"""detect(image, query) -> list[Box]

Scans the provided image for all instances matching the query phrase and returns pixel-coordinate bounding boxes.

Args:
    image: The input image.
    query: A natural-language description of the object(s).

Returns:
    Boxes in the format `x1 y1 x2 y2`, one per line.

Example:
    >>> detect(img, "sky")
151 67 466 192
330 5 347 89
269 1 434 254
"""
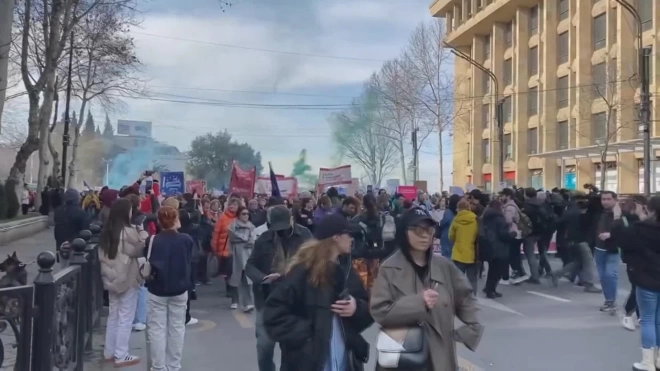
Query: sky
6 0 455 191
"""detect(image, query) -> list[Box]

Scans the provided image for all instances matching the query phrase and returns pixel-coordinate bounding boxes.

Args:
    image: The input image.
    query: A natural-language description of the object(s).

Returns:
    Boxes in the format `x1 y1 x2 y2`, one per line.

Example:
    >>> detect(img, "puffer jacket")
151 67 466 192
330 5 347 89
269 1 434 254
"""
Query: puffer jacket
449 209 478 264
212 210 236 257
99 226 148 294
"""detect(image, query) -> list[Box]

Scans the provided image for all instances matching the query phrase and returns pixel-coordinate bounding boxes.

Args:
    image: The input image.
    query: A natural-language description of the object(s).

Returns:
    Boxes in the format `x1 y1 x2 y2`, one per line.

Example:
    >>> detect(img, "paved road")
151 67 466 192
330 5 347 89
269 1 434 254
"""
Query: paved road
0 232 642 370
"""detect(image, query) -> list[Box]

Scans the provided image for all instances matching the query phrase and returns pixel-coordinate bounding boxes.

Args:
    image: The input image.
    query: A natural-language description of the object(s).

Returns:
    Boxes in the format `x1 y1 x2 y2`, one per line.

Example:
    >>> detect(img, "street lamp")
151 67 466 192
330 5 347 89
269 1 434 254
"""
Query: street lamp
444 42 505 185
61 31 74 188
102 158 112 187
615 0 652 195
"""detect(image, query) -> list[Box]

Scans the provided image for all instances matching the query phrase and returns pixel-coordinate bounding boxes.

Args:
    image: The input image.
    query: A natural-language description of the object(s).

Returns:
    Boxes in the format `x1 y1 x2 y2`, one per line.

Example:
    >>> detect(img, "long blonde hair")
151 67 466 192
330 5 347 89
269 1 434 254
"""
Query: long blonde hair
286 238 339 288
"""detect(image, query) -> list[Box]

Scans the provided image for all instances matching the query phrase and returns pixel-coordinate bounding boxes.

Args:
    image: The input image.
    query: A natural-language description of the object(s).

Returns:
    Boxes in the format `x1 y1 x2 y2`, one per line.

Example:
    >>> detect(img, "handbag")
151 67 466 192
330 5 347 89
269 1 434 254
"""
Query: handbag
376 325 428 369
139 235 155 280
207 254 220 278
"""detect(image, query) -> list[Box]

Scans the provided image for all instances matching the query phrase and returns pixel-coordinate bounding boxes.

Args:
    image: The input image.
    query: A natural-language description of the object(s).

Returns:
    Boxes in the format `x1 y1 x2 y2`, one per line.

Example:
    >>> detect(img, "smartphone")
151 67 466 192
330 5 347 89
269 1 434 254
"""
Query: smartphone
337 288 350 301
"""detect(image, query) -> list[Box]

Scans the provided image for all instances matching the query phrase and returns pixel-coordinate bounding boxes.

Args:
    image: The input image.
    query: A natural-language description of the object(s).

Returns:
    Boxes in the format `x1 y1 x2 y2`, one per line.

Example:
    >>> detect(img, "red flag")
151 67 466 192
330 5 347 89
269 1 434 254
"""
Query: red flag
229 161 256 197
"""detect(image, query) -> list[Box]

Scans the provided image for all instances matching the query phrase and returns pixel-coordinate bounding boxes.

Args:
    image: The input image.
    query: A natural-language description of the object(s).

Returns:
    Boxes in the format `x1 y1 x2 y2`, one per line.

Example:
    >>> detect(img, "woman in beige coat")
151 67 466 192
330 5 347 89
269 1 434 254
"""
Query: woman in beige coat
99 198 148 368
370 207 484 371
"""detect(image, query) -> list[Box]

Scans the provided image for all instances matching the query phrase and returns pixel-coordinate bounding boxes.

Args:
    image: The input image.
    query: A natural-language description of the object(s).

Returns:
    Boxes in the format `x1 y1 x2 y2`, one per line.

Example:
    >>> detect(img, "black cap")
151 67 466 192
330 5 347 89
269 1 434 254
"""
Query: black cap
314 213 351 240
499 188 515 197
400 207 436 229
267 196 284 207
268 206 291 231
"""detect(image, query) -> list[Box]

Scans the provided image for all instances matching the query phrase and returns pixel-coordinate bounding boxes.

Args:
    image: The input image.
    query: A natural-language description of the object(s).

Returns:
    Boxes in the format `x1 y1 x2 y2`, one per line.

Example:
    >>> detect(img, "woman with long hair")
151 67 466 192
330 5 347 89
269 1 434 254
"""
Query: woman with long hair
228 206 256 312
480 199 515 298
99 198 148 367
263 213 373 371
370 207 483 371
145 206 195 371
352 193 392 290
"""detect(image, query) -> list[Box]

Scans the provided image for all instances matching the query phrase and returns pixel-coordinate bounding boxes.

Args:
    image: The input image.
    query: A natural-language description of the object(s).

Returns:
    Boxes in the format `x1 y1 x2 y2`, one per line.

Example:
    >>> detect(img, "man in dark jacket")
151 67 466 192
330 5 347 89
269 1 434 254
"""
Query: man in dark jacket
520 188 546 284
594 190 620 313
245 205 312 371
54 189 90 262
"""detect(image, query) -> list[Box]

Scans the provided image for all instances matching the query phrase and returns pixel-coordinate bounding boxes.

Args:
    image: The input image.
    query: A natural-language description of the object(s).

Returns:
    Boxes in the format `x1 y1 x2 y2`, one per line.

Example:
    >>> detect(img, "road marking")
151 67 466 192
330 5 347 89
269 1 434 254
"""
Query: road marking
232 311 255 329
187 319 217 333
458 356 483 371
527 291 571 303
477 298 523 316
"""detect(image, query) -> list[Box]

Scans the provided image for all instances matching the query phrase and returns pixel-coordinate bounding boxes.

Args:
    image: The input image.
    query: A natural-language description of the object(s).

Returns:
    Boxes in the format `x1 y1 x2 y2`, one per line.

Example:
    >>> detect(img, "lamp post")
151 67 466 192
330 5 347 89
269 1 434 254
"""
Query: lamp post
444 42 505 186
61 31 74 187
615 0 652 195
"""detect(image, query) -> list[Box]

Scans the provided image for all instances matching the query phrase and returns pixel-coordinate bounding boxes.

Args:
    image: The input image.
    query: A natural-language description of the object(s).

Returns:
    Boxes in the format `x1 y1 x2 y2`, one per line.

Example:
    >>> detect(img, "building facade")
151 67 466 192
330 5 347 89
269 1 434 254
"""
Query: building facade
431 0 660 193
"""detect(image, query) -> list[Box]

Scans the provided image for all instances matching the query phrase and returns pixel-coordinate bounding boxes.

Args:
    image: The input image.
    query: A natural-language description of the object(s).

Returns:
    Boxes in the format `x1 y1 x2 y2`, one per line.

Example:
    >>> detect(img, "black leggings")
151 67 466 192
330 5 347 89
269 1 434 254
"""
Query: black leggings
485 258 507 293
625 269 638 317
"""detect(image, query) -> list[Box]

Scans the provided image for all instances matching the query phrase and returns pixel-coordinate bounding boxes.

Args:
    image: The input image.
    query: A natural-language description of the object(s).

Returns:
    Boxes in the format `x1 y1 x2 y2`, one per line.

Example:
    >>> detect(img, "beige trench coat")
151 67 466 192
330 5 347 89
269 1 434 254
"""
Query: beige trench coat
370 250 484 371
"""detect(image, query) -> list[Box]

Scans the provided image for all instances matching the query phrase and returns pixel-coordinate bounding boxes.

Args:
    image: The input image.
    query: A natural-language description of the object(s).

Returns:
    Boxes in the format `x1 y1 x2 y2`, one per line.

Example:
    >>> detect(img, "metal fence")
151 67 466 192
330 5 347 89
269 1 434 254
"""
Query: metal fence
0 223 104 371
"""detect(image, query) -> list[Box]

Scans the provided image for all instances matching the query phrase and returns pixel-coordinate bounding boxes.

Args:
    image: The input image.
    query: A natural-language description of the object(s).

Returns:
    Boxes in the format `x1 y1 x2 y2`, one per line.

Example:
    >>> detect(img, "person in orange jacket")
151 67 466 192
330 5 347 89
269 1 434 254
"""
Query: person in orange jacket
212 197 240 273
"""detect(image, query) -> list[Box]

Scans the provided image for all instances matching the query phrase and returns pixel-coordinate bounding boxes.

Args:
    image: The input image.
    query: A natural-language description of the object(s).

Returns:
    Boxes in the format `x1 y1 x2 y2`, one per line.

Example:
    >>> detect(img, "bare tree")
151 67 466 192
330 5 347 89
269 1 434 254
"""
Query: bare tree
0 120 28 150
0 0 15 126
331 84 398 186
64 2 143 188
404 19 464 191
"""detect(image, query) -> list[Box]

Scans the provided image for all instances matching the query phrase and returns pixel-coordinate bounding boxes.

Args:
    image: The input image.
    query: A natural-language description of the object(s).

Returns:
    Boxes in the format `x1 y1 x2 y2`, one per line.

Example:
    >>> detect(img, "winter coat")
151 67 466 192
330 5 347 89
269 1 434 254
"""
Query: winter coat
250 209 267 227
212 210 236 257
228 219 256 287
370 250 483 371
612 217 660 292
313 207 333 224
263 258 373 371
502 199 521 239
54 192 90 250
479 208 514 261
438 210 456 254
448 210 478 264
99 226 148 294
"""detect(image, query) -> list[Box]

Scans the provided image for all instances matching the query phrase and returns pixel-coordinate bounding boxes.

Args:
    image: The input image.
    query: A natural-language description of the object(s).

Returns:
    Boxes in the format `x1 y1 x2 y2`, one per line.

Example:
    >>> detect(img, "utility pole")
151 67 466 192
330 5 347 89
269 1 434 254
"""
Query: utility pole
411 125 419 182
61 32 74 187
444 42 504 185
616 0 651 195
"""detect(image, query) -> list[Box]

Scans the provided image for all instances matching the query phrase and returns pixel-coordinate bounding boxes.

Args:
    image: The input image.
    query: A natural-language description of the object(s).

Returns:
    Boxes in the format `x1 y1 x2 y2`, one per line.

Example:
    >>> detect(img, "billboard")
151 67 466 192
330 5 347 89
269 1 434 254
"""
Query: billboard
116 120 152 138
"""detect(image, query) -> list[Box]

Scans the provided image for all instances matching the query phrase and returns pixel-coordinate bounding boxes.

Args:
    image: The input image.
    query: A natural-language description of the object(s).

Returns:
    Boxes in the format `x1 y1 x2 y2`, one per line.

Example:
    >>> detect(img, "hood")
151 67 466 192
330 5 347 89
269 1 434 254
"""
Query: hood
525 197 543 207
537 192 547 202
101 189 119 207
454 210 477 225
481 207 502 222
64 189 80 205
549 193 563 204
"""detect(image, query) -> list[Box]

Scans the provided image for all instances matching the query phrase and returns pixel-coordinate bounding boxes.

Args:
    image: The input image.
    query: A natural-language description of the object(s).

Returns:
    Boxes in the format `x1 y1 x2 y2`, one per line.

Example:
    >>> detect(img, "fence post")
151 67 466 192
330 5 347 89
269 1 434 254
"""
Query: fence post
31 251 57 371
70 238 88 370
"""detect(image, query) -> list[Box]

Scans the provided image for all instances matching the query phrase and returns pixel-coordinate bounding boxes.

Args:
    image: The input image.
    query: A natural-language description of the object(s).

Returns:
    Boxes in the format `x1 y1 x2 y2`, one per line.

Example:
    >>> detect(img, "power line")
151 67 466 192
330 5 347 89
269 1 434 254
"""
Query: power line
131 31 386 62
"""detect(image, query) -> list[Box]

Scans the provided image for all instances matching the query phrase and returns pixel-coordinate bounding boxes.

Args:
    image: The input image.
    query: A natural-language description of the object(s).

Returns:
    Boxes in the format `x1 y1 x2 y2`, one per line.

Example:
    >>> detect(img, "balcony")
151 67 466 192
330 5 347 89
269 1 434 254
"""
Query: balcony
430 0 539 47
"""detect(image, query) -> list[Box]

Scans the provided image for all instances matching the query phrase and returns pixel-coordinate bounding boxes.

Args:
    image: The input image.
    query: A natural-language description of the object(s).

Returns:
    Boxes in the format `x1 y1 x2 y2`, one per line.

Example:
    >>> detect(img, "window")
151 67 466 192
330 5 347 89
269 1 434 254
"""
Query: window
503 95 513 122
592 63 606 97
484 35 491 59
529 47 538 75
593 14 606 50
558 32 569 64
529 87 538 115
482 104 490 128
595 162 618 193
558 120 569 149
528 128 538 154
592 112 607 144
483 139 491 163
484 180 492 192
505 22 513 47
559 0 569 21
530 169 543 189
504 134 513 159
557 76 569 108
483 70 491 92
530 6 539 35
640 0 652 31
504 59 512 85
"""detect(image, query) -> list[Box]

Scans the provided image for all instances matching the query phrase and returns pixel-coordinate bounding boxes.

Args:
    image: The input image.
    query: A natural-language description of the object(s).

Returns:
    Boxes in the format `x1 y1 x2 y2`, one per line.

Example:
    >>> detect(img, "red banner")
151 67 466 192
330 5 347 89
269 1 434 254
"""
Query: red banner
229 161 256 197
397 185 418 201
186 180 207 194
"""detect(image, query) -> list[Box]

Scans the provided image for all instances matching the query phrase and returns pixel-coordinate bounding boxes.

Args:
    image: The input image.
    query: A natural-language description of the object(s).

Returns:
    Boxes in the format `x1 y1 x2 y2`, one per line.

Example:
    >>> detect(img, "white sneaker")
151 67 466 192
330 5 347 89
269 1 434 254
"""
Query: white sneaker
186 317 199 326
230 303 238 310
622 316 637 331
114 355 140 368
499 279 510 286
132 323 146 332
243 305 255 313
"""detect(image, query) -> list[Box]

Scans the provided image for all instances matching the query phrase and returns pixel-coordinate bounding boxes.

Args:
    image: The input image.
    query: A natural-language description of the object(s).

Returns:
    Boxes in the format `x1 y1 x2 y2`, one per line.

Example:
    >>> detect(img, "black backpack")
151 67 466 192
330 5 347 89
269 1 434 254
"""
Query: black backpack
525 202 556 234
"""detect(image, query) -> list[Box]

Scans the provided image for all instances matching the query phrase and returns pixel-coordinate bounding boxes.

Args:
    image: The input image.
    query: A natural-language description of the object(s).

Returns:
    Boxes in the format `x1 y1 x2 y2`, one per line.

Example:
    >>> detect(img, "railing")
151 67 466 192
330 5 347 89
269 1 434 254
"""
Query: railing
0 222 105 371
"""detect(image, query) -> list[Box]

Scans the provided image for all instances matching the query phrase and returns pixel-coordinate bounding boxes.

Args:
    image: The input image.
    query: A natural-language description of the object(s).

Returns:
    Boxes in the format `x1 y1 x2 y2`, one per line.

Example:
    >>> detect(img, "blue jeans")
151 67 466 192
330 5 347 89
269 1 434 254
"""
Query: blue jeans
636 287 660 349
134 286 148 324
594 250 619 302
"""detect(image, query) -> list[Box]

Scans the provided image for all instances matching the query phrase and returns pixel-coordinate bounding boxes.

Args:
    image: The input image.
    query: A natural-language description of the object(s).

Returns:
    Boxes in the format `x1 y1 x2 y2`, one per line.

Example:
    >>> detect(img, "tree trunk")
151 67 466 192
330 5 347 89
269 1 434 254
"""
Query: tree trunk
35 116 50 209
0 0 14 127
599 152 607 192
398 140 407 185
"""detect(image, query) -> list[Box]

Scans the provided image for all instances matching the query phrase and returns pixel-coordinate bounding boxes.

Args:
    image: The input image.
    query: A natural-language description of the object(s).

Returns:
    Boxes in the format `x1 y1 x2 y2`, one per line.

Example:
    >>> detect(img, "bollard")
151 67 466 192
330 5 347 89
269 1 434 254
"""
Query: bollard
31 251 57 370
70 238 89 369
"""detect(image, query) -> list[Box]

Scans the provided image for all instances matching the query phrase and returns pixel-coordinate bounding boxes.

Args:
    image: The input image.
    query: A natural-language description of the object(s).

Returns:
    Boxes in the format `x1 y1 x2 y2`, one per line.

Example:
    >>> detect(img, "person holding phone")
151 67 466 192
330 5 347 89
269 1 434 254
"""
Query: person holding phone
263 213 372 371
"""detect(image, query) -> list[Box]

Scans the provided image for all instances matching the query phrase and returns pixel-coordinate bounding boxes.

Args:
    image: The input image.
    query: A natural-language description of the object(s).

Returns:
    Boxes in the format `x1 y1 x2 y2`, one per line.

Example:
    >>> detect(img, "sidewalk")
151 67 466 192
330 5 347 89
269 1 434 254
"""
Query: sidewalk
0 228 57 280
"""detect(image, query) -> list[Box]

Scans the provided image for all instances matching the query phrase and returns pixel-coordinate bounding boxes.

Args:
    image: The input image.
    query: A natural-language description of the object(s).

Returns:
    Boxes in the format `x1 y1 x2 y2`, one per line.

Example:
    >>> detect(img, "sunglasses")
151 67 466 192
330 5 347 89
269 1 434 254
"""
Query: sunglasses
407 224 435 237
240 212 249 216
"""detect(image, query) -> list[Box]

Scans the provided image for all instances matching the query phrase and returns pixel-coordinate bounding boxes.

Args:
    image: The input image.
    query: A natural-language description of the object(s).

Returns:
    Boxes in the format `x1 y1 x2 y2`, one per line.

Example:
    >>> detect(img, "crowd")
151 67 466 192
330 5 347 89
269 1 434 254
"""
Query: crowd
47 172 660 371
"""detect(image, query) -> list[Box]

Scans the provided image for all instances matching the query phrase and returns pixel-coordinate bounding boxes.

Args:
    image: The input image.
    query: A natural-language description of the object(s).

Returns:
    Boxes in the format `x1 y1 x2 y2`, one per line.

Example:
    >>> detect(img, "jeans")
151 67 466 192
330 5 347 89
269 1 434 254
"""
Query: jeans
453 261 478 294
255 309 277 371
636 287 660 349
147 292 188 371
522 236 541 280
553 242 597 286
485 258 506 293
594 249 619 302
133 286 147 325
104 287 139 359
507 239 523 277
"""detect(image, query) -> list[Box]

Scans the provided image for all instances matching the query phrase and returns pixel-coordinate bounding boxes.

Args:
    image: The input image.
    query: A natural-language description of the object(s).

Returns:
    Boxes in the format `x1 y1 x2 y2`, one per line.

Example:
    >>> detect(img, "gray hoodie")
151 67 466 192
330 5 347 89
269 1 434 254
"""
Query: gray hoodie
503 199 521 239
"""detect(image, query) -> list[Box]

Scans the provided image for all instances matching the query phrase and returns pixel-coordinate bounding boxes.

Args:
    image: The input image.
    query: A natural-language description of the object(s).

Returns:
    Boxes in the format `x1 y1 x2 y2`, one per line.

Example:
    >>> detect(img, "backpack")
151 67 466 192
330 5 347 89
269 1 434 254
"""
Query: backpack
381 213 396 242
525 202 555 234
518 211 533 238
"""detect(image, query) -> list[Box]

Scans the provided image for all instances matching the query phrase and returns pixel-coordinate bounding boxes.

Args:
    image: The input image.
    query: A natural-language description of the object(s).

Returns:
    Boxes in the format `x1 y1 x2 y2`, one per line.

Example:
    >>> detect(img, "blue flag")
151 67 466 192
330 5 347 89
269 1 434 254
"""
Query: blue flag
269 162 281 198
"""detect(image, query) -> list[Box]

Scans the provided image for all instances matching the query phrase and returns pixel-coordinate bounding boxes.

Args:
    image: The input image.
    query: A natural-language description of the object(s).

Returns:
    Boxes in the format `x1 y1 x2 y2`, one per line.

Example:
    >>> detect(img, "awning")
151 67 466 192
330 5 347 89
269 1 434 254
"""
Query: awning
533 138 660 160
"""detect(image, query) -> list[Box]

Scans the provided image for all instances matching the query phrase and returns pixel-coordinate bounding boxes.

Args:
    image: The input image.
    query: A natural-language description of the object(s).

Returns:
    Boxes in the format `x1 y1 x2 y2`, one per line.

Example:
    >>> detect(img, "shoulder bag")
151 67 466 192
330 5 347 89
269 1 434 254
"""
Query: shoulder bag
139 235 155 281
376 325 428 368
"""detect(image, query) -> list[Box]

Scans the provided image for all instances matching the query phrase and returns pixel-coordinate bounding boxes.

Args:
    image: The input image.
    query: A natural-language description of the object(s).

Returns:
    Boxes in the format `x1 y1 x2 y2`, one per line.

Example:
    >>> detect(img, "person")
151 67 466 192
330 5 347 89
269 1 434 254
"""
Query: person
99 198 148 367
249 199 267 227
480 199 515 298
535 192 557 277
54 189 90 261
438 195 460 258
178 210 201 326
212 197 239 303
295 197 315 232
500 188 526 284
612 196 660 371
228 206 256 311
145 206 195 371
21 183 30 215
337 196 360 220
313 195 334 224
100 189 119 225
594 191 621 313
245 205 312 371
263 213 373 371
449 200 479 294
370 207 483 371
519 188 548 285
125 194 149 332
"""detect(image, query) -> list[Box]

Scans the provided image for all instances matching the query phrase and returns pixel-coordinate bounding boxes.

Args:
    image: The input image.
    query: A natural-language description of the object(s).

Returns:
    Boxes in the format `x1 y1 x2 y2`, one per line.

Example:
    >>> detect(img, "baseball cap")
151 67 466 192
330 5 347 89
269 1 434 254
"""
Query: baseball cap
400 207 436 228
313 213 351 240
268 206 292 231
